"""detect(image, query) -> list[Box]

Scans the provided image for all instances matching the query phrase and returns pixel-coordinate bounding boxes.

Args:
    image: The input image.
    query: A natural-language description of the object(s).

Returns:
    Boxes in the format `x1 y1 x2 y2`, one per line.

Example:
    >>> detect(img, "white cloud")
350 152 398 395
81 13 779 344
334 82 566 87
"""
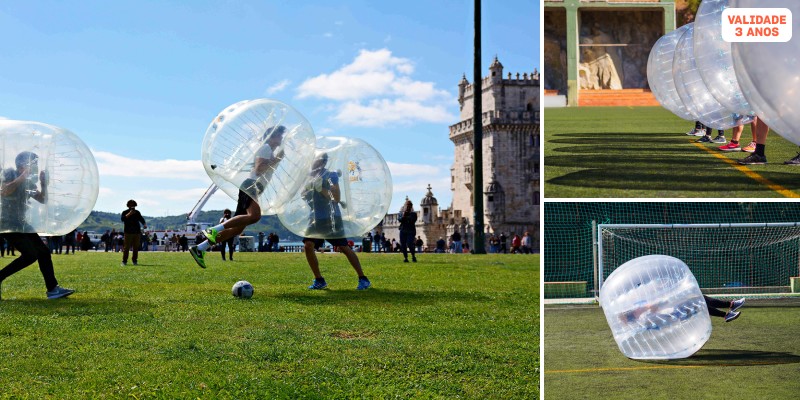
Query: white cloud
93 151 205 181
323 32 333 38
265 79 291 96
297 48 456 127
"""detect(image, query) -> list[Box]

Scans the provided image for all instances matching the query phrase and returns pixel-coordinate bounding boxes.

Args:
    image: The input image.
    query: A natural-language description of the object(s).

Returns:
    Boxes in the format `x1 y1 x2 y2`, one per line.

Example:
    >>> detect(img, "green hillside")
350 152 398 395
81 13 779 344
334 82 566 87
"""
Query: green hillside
79 210 301 240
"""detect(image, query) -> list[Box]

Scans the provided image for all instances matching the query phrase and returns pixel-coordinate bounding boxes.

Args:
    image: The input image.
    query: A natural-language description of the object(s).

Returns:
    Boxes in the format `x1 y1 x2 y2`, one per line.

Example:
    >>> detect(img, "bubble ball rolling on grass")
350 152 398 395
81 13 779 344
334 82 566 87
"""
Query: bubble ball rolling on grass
201 98 316 215
277 136 393 239
599 255 712 360
0 120 99 235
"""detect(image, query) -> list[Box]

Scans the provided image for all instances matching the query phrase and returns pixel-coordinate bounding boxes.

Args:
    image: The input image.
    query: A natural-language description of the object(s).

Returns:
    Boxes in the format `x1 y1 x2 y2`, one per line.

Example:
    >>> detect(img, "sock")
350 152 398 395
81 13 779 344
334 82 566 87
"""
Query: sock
705 126 712 136
695 121 703 130
359 275 368 280
197 241 211 251
731 140 739 145
755 144 766 156
211 223 225 232
316 277 326 282
718 130 724 136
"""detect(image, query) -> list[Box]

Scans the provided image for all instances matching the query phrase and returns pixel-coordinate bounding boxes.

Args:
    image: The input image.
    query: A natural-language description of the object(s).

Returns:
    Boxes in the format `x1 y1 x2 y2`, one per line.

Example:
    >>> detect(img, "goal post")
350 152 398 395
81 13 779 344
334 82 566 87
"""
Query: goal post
597 222 800 298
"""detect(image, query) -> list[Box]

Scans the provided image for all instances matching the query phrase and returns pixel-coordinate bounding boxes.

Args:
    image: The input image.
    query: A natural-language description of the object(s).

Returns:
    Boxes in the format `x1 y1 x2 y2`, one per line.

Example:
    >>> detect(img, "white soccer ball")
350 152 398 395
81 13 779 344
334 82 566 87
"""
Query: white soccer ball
232 280 254 299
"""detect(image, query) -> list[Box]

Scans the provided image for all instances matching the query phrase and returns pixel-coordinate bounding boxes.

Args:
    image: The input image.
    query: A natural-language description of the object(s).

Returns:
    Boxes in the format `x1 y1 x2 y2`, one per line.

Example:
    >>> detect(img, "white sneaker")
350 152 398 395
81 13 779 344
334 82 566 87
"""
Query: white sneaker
46 285 75 299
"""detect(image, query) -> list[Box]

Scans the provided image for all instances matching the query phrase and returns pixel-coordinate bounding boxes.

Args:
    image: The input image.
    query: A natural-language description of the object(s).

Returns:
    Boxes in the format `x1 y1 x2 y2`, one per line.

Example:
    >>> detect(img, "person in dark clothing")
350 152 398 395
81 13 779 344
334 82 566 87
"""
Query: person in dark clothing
705 295 745 322
0 151 74 300
63 229 76 254
450 231 462 254
499 233 508 254
435 237 446 253
218 209 235 261
398 200 418 263
121 199 147 265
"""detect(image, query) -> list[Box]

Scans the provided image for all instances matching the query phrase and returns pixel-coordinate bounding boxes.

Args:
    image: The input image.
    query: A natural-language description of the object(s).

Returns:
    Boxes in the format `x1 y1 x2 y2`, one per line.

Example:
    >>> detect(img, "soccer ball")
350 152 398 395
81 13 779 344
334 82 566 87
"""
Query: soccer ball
232 280 254 299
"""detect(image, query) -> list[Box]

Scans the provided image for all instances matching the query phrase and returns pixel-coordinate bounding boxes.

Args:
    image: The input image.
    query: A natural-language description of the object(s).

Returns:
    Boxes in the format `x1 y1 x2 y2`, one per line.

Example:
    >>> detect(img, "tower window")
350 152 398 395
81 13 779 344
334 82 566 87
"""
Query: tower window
488 195 494 202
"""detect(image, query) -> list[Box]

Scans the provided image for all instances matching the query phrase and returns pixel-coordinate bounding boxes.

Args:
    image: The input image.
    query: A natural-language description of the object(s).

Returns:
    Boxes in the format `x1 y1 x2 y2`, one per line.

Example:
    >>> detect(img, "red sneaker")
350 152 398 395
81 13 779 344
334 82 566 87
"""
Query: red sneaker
718 142 741 151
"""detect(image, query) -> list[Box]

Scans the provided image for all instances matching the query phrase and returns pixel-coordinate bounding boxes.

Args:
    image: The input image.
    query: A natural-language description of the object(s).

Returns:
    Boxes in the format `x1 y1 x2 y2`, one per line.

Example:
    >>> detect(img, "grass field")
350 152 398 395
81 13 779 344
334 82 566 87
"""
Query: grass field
544 106 800 198
544 302 800 400
0 251 538 398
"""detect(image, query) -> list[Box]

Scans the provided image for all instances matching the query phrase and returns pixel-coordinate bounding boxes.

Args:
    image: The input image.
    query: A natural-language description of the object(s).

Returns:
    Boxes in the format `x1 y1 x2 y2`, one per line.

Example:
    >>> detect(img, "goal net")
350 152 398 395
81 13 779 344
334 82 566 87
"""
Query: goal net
545 203 800 303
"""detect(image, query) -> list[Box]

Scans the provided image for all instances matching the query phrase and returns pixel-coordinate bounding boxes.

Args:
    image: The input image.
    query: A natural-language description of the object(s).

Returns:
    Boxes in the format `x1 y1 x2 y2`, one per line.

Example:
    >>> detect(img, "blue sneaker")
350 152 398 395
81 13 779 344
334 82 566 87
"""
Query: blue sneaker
308 279 328 290
46 285 75 299
730 298 745 312
725 310 740 322
357 277 371 290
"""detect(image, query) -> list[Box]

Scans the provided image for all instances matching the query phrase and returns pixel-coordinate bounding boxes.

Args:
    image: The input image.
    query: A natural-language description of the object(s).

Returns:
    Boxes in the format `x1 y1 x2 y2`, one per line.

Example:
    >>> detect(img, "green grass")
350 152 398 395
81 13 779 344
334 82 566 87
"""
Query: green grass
0 251 538 399
544 106 800 198
544 303 800 400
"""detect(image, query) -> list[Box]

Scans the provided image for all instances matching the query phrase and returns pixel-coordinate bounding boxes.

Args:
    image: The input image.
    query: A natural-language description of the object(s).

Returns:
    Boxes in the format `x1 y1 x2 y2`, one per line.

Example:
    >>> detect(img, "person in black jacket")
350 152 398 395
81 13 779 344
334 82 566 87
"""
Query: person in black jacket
121 199 147 266
398 200 418 263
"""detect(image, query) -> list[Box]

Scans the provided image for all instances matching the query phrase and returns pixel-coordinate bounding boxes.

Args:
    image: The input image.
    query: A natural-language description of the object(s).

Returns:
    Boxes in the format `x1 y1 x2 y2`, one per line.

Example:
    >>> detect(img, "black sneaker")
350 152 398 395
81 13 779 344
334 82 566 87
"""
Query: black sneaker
784 153 800 165
738 153 767 165
696 135 712 143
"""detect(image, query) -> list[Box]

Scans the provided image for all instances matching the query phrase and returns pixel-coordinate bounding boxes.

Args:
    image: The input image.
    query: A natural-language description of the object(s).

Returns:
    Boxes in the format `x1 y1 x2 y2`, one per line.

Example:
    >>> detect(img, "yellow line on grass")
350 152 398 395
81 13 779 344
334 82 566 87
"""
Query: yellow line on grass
692 141 800 198
547 361 785 374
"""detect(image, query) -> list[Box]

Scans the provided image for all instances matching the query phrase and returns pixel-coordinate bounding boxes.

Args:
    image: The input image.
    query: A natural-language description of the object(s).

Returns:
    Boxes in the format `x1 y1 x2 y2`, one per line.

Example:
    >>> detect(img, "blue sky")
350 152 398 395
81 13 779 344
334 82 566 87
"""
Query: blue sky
0 0 539 219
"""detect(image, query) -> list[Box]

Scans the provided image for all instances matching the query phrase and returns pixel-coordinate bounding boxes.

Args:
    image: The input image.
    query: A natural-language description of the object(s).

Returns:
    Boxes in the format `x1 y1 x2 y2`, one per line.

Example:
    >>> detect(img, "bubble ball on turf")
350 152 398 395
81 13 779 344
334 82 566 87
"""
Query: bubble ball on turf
599 255 711 360
647 24 696 121
732 0 800 145
673 24 753 130
232 280 254 299
278 136 392 239
693 0 754 116
0 120 99 236
201 99 316 215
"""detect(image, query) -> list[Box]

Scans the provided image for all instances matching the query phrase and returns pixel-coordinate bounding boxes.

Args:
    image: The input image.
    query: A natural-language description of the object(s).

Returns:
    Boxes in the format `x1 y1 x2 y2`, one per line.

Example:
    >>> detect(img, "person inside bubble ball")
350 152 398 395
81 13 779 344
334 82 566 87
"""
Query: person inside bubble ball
0 151 74 300
189 125 285 269
302 153 370 291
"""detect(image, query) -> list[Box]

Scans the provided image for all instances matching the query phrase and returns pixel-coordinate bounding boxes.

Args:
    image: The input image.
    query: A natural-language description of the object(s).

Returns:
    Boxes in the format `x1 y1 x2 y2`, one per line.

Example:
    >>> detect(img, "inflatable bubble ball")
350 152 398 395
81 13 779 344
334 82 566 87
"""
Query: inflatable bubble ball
278 136 392 239
599 255 712 360
732 0 800 145
201 99 316 215
693 0 754 116
647 24 696 121
673 24 753 130
0 120 99 236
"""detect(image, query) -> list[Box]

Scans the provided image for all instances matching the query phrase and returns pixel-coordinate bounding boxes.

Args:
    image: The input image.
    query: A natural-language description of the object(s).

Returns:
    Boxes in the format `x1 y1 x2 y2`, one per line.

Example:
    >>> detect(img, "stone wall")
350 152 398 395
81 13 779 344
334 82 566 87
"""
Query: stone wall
579 10 662 89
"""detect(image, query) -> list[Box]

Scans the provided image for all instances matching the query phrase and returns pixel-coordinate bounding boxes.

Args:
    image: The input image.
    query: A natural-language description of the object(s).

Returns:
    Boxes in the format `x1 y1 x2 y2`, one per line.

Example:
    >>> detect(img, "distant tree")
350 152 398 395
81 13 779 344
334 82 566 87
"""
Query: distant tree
677 0 702 26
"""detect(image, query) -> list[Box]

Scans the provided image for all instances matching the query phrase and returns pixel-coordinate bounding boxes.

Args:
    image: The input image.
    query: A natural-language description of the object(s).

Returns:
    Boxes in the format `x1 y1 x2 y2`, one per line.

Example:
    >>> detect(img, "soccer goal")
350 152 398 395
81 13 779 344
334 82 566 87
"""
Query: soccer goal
597 222 800 299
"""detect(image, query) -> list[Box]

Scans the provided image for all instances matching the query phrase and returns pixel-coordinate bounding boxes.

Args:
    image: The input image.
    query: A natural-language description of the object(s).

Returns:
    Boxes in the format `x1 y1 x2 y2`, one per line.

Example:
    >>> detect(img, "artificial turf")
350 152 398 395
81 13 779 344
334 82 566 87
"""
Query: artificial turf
544 302 800 400
544 106 800 198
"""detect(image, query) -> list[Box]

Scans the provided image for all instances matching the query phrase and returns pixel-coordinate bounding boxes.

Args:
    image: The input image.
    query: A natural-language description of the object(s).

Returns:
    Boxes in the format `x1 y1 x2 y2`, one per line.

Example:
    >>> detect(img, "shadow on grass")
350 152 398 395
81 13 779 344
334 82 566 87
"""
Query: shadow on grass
275 288 492 306
0 297 152 316
646 349 800 367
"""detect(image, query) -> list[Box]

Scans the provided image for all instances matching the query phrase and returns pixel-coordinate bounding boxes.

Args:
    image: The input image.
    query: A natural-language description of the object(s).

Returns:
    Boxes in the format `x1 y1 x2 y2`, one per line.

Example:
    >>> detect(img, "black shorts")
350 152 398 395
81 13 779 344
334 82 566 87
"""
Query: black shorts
235 178 264 216
303 237 348 250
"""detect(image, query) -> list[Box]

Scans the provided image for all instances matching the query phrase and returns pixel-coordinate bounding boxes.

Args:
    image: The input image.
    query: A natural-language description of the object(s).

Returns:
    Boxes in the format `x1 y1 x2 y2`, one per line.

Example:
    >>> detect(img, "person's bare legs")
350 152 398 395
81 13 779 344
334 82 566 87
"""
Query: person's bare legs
215 202 260 242
304 240 323 279
336 245 365 276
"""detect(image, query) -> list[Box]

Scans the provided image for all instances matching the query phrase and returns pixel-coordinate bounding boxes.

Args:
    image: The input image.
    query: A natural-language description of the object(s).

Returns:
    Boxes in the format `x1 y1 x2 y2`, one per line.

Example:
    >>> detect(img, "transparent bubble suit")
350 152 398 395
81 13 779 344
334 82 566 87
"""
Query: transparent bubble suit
731 0 800 145
647 24 696 121
0 120 99 235
693 0 754 116
599 255 712 360
201 99 316 215
278 136 392 239
674 25 753 130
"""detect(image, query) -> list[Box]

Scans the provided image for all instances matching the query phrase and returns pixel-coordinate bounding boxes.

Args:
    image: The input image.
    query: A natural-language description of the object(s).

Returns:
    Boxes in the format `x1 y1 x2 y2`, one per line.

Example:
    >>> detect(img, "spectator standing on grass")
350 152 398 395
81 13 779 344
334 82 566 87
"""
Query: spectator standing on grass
63 229 75 255
80 231 92 251
521 231 533 254
120 199 147 266
499 233 508 254
218 209 235 261
415 236 424 253
435 237 446 253
511 234 522 254
451 231 462 254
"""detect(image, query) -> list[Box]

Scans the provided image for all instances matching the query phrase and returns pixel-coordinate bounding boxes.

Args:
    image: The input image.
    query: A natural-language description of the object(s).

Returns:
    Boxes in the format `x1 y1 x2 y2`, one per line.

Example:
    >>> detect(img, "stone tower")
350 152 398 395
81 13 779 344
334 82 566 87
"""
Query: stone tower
449 56 540 244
